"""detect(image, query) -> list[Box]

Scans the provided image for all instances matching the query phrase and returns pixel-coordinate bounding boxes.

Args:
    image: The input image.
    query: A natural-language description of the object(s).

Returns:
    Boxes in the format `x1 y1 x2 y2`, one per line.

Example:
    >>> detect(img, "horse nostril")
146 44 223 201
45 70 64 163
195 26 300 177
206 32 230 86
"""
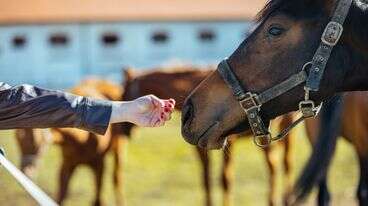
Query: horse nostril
182 99 194 127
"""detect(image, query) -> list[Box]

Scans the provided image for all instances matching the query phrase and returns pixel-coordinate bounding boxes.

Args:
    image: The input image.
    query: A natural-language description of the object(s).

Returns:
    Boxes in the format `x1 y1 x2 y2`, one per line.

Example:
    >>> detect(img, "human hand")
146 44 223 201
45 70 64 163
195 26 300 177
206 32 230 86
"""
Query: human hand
110 95 175 127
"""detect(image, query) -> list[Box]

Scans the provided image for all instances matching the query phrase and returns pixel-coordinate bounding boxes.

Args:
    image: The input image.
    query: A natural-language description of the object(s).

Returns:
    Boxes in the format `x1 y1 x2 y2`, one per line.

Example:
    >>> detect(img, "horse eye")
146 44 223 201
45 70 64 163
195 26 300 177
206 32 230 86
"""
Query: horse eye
268 26 285 36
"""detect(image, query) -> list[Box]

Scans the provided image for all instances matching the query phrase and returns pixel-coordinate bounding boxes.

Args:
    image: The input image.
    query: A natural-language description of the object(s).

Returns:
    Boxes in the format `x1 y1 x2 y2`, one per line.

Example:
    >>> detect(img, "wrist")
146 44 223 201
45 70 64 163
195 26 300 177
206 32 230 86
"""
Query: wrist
110 101 134 124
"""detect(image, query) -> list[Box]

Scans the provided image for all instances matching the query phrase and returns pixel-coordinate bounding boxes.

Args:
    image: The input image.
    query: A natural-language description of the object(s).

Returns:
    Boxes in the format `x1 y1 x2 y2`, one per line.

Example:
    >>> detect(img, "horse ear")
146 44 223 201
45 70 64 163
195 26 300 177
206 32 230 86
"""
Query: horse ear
122 67 134 83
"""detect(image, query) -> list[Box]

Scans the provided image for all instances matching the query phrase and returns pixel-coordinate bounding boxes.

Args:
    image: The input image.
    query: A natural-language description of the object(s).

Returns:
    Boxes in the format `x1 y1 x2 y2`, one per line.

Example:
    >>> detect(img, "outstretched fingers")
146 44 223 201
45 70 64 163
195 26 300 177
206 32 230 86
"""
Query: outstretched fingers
165 99 175 110
155 98 175 127
162 98 175 120
144 96 176 127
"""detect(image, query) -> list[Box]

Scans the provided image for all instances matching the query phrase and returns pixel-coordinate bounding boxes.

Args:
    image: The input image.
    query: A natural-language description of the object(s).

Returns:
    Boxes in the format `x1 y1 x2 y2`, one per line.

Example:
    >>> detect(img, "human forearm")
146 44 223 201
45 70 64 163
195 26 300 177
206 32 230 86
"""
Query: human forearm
0 82 175 133
110 101 131 123
0 83 111 134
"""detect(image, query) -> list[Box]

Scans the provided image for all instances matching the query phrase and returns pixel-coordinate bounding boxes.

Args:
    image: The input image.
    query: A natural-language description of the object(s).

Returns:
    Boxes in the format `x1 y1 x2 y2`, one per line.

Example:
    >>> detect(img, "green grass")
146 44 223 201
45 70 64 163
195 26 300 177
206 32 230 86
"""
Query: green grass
0 113 359 206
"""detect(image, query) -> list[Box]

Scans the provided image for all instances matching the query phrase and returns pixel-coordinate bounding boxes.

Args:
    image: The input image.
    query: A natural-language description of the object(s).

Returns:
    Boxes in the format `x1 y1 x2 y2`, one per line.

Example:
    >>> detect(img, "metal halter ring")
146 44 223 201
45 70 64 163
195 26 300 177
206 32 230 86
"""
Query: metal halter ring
253 133 272 148
299 100 316 118
302 61 313 71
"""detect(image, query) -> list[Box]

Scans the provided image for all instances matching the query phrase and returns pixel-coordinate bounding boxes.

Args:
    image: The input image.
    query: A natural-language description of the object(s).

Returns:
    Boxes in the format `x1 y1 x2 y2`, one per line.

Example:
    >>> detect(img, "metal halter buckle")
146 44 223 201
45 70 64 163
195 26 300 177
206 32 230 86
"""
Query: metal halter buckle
321 21 343 46
239 92 261 112
253 133 272 148
299 100 316 118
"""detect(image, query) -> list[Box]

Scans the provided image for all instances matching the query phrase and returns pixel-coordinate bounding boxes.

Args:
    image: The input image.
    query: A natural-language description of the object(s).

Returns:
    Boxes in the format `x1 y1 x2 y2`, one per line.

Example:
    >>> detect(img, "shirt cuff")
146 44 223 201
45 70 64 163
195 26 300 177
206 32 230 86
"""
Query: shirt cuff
79 97 112 135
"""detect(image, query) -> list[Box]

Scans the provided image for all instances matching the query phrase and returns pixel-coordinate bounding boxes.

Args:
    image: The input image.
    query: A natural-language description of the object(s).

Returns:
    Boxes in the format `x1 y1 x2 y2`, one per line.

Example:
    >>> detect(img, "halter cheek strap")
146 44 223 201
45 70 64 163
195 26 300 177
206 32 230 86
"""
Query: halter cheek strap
217 0 353 147
217 62 270 143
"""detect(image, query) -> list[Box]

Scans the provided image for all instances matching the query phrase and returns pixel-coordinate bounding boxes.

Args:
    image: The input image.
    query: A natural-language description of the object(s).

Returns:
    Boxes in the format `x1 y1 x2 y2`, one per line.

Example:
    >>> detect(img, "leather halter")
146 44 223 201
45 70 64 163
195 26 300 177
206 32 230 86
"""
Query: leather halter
217 0 352 147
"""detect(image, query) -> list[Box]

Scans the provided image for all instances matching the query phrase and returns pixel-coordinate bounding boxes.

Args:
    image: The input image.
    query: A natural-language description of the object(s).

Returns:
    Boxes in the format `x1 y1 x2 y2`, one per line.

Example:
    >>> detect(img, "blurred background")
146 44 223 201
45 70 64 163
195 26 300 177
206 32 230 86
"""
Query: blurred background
0 0 264 88
0 0 360 206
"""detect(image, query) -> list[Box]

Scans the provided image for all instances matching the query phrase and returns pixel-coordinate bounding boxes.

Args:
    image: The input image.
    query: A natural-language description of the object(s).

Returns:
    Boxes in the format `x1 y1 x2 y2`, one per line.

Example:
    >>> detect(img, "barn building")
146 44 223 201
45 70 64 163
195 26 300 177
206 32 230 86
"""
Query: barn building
0 0 265 88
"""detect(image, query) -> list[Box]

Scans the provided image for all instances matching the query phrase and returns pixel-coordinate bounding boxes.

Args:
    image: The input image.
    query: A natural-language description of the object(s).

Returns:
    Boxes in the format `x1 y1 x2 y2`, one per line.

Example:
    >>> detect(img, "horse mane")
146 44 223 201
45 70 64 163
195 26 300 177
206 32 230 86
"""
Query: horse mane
255 0 322 23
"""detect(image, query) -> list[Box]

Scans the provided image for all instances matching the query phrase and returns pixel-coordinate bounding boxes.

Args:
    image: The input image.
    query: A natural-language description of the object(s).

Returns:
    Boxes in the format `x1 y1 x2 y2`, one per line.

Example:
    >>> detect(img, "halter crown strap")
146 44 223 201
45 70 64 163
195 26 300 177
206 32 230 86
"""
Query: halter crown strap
258 71 307 104
305 0 353 91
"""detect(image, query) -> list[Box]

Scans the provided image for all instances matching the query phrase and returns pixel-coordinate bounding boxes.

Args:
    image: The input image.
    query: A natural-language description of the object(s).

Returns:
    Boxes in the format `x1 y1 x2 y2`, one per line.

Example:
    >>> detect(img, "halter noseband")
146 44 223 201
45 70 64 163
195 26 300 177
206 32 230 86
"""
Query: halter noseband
217 0 352 147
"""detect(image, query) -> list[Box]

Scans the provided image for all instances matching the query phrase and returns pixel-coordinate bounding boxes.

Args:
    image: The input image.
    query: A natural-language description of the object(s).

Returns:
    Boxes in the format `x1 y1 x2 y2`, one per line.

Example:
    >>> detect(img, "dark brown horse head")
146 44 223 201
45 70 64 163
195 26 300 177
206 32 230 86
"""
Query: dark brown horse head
182 0 368 149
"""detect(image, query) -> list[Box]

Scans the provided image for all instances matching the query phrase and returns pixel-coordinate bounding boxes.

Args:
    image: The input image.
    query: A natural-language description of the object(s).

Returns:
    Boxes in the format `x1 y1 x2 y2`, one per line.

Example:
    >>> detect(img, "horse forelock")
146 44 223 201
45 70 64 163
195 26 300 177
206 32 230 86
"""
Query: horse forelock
256 0 285 23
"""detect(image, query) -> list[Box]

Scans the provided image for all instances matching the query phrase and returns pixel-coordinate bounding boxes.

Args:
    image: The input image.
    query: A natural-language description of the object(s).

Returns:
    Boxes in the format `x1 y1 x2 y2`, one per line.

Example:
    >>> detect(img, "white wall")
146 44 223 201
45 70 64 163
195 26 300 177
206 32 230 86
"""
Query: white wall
0 21 251 88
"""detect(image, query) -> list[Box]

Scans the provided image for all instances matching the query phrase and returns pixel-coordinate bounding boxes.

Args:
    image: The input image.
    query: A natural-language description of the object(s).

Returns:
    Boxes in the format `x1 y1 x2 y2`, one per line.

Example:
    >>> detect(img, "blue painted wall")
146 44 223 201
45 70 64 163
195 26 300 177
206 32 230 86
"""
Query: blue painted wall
0 21 251 88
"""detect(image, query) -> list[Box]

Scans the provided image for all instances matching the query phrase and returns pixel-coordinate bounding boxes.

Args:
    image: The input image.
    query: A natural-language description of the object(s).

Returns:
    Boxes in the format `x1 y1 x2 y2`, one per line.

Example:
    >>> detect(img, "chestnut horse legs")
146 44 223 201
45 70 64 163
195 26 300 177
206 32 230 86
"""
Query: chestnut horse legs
92 158 105 206
264 146 277 206
195 139 235 206
281 115 294 206
112 137 126 206
57 157 106 206
196 114 294 206
264 138 293 206
196 147 212 206
222 137 235 206
265 114 294 206
56 136 125 206
57 160 77 205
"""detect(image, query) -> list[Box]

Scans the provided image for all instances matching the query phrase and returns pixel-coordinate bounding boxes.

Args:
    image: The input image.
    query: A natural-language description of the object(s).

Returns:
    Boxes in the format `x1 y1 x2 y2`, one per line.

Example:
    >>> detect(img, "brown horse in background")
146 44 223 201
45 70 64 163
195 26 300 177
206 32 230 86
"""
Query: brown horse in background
15 128 53 177
121 67 295 206
15 78 125 206
292 92 368 206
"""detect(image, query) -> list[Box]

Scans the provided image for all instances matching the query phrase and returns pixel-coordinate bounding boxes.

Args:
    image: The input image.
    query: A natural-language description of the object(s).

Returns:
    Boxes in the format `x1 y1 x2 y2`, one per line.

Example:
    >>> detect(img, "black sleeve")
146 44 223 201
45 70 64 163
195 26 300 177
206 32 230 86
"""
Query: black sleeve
0 82 112 135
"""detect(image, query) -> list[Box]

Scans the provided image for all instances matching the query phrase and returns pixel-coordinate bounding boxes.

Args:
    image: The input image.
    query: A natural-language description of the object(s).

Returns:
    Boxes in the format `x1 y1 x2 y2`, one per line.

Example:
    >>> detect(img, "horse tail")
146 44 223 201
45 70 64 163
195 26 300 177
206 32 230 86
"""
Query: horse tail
290 95 344 204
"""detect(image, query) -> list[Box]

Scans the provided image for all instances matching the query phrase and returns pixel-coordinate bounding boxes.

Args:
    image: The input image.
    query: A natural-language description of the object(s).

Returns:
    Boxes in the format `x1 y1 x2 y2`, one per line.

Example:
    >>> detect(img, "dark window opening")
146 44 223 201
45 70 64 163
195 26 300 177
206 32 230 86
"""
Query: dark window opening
151 31 169 44
12 35 27 48
198 30 216 42
101 33 120 46
49 33 69 46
